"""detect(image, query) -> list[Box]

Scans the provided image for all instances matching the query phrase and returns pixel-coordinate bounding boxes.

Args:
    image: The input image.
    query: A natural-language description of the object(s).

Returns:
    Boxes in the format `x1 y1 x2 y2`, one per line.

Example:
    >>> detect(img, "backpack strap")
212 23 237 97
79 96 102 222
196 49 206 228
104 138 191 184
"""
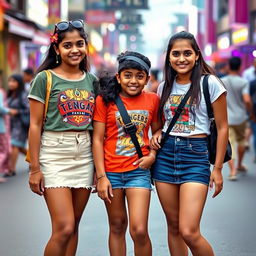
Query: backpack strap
202 75 214 120
44 70 52 119
114 96 143 158
160 87 192 147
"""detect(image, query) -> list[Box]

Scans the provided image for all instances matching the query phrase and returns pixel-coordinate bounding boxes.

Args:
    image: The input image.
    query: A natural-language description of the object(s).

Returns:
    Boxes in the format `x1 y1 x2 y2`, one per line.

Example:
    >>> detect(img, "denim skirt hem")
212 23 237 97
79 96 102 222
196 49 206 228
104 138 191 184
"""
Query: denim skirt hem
153 178 209 186
152 135 211 185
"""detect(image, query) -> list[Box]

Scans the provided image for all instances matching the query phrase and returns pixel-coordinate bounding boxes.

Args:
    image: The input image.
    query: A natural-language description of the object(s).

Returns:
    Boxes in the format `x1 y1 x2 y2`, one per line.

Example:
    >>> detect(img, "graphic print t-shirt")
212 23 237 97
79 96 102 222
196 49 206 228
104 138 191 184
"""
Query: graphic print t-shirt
94 92 160 173
158 75 226 136
28 70 97 131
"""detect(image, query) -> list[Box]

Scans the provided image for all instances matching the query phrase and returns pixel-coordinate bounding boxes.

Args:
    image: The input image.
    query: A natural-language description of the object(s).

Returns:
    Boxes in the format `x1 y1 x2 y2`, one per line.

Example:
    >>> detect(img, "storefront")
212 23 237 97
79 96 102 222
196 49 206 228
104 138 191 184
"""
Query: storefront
0 11 49 85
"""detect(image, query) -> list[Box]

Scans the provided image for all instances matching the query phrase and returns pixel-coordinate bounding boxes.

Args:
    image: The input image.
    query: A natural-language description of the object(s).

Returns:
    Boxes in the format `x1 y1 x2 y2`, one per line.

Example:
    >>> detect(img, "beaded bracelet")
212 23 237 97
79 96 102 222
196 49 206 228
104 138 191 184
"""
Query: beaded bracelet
29 170 41 175
213 165 223 169
97 174 106 180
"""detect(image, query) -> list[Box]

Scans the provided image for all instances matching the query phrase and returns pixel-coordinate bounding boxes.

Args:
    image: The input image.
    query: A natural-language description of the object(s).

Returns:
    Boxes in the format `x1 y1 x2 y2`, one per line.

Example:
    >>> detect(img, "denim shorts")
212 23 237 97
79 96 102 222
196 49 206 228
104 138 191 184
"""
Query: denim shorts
152 135 210 186
106 167 152 190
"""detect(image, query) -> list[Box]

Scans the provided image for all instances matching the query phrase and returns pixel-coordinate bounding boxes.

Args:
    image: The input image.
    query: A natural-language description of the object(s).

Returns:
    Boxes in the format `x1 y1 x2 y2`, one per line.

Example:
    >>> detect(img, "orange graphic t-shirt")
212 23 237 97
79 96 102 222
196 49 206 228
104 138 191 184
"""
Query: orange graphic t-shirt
94 92 160 173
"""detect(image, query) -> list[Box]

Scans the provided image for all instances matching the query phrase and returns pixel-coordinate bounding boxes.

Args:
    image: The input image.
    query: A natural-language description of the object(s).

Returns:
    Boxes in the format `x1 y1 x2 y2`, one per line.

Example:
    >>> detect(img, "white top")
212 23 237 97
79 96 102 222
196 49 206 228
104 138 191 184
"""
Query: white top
221 74 249 125
157 75 226 137
242 66 256 82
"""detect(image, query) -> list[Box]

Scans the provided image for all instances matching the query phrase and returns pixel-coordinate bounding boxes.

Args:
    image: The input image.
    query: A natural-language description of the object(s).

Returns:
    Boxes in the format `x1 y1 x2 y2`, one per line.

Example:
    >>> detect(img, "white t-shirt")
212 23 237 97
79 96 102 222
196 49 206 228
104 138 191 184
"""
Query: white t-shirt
157 75 226 137
242 66 256 82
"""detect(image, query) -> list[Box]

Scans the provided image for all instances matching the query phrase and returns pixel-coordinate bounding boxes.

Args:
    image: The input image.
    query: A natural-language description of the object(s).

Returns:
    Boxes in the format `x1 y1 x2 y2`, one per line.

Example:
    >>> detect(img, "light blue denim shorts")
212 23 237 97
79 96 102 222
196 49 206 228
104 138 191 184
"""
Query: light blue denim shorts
106 167 152 190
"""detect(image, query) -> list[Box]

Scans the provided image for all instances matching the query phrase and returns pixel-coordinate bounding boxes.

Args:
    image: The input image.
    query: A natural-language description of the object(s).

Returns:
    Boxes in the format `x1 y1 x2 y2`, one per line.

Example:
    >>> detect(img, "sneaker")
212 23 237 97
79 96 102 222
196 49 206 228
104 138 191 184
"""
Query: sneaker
228 174 237 181
237 166 247 173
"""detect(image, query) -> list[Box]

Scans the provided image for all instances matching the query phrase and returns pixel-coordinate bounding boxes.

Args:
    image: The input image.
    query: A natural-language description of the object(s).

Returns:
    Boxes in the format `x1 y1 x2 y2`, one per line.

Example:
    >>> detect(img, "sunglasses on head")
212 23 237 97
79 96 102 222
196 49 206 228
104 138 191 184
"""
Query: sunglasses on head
55 19 84 32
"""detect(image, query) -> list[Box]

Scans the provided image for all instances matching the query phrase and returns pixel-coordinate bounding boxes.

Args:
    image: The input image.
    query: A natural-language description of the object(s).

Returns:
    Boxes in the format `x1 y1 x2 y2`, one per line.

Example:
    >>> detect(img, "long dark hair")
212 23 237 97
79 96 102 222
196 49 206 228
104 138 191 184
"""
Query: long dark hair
36 24 90 74
99 51 151 104
7 74 24 98
159 31 215 117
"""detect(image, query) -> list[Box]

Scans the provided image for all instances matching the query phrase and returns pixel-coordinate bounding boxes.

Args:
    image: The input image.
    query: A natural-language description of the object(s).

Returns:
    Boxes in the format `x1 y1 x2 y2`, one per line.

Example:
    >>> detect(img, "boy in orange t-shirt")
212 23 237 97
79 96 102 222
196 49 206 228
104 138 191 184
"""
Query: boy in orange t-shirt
93 51 161 256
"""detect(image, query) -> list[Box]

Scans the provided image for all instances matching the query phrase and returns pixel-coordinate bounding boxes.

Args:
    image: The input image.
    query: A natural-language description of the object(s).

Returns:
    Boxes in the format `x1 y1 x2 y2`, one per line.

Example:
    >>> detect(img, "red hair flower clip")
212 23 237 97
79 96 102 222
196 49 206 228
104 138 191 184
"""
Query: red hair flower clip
50 33 58 43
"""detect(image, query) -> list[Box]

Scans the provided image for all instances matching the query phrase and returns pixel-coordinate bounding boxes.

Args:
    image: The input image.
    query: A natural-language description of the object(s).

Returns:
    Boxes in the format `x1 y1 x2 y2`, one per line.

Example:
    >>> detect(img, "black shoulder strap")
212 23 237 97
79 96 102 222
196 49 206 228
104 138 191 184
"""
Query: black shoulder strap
114 96 143 158
160 87 192 147
202 75 214 119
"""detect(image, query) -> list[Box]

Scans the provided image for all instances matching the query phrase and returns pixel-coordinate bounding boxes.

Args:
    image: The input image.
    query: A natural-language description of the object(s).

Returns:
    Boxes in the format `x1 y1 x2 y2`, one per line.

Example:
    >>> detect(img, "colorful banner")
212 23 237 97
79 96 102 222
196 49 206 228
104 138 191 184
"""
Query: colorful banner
48 0 61 25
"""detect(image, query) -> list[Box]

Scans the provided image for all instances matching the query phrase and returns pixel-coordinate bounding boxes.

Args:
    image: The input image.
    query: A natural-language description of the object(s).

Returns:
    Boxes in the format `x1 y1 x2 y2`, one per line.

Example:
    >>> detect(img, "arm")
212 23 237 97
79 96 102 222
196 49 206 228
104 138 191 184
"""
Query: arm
134 120 162 168
243 93 253 118
0 93 9 115
210 93 228 197
92 121 113 203
150 119 163 150
28 99 45 196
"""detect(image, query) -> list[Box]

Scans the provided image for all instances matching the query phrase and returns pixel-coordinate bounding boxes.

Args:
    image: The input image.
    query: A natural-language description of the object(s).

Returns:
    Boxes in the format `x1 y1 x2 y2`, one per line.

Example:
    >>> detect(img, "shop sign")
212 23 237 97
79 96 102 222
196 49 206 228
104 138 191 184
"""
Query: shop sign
232 27 248 45
105 0 148 10
118 13 143 25
85 10 115 25
217 33 230 50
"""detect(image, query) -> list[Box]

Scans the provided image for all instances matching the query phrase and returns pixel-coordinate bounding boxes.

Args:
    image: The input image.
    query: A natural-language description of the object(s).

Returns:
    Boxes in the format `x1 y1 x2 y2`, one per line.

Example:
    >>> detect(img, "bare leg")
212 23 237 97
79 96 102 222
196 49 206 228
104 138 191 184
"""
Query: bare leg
179 183 214 256
105 189 127 256
237 144 246 170
126 188 152 256
19 147 27 155
155 181 188 256
65 188 91 256
227 159 237 178
44 188 75 256
9 146 19 173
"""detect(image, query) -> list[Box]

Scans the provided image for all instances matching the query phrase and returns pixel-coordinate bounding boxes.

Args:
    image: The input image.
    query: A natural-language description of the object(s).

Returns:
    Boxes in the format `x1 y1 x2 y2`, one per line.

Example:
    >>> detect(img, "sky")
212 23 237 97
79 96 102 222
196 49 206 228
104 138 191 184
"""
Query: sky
141 0 192 68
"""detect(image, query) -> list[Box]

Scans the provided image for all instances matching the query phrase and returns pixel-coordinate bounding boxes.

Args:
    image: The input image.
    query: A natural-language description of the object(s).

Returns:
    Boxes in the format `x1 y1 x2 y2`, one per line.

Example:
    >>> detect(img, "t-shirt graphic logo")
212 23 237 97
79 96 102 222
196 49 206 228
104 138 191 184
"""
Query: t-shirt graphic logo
58 88 95 126
116 110 148 156
166 94 195 134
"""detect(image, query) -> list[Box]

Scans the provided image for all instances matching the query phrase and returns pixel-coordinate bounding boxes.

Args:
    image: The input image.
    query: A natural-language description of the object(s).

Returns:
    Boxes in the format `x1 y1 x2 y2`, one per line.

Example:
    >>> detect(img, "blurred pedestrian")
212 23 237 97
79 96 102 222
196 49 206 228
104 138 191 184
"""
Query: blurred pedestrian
242 57 256 83
215 62 228 78
28 19 98 256
23 67 34 92
0 83 17 182
4 74 29 177
150 31 228 256
144 69 160 93
93 51 160 256
222 57 252 180
242 58 256 151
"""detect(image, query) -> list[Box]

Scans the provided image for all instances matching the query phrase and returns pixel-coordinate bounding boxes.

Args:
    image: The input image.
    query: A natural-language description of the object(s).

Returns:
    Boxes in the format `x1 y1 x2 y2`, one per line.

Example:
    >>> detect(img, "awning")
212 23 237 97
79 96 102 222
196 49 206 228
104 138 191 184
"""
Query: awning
5 14 34 38
4 14 49 45
0 0 11 9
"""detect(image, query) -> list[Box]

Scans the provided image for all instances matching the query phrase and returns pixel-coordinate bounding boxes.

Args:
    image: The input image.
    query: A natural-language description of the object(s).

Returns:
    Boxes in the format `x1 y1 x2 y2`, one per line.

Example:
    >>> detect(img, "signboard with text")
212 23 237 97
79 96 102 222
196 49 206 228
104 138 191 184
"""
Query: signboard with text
118 13 143 25
104 0 148 10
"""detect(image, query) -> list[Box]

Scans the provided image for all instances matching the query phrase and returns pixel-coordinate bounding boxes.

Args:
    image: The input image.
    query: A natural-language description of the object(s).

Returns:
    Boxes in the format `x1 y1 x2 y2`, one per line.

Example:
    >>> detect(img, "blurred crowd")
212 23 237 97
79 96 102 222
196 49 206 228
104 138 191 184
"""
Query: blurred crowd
1 56 256 183
0 68 33 183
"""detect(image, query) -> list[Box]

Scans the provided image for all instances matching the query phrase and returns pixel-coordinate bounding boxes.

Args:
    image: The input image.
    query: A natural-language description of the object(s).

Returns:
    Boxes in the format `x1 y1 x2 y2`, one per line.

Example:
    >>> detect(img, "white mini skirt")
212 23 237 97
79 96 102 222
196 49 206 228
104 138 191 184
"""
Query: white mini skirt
39 130 94 189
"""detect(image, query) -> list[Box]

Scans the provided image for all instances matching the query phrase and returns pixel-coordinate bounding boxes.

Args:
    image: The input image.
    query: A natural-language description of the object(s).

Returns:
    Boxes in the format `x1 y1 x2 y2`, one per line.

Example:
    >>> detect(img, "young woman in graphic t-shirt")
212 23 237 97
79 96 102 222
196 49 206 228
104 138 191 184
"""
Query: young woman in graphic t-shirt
150 31 229 256
93 51 160 256
28 20 98 256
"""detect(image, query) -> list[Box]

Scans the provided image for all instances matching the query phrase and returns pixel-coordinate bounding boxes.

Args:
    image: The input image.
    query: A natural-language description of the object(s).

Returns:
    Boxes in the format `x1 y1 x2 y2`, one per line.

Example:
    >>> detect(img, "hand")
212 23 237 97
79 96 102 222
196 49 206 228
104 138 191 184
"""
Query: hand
97 177 113 204
133 153 155 170
91 173 98 193
150 129 162 150
209 168 223 198
29 170 44 196
9 109 18 116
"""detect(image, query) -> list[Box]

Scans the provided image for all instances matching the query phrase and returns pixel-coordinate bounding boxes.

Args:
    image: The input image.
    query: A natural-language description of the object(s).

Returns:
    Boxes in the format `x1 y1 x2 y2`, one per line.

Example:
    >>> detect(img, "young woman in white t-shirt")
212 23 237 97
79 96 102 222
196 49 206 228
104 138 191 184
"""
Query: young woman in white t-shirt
151 31 228 256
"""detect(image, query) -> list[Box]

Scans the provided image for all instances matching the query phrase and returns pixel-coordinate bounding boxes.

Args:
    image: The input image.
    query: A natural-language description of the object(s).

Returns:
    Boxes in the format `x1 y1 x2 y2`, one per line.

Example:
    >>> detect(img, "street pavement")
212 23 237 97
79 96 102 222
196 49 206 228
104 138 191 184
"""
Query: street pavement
0 148 256 256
